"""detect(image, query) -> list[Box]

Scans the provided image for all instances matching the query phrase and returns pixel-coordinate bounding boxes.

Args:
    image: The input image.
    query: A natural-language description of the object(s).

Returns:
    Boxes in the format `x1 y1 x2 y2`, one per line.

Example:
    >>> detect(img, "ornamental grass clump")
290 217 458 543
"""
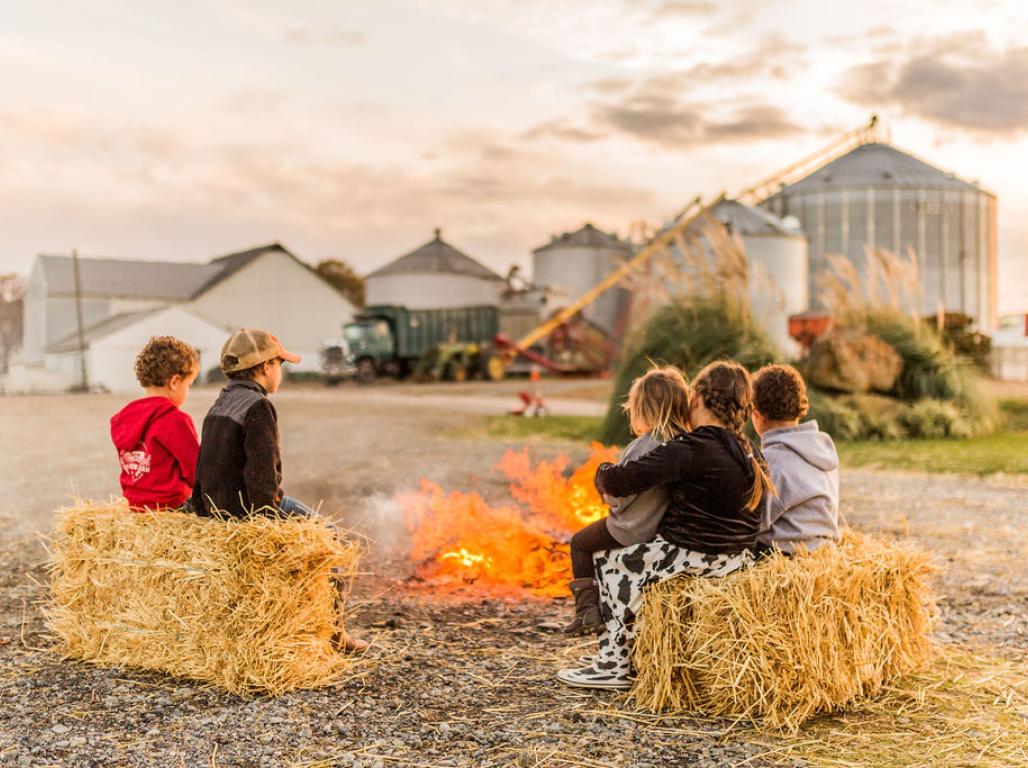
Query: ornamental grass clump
809 250 996 439
600 213 778 445
599 296 777 444
47 500 363 695
630 530 937 731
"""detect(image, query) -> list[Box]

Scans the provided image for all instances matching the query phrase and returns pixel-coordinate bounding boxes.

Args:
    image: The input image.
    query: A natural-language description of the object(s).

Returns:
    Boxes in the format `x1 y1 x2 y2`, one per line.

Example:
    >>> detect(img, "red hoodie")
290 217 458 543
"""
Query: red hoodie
110 397 199 511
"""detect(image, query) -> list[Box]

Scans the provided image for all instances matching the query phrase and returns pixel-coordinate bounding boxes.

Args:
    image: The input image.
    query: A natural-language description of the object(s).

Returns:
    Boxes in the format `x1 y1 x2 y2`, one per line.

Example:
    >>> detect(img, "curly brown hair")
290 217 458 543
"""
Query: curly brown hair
752 364 809 422
692 360 775 511
134 336 199 388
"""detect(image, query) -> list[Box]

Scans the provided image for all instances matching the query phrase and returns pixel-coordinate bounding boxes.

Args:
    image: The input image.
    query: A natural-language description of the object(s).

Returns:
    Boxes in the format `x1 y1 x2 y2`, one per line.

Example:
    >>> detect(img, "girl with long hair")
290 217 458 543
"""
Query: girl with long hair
557 360 773 689
563 365 691 635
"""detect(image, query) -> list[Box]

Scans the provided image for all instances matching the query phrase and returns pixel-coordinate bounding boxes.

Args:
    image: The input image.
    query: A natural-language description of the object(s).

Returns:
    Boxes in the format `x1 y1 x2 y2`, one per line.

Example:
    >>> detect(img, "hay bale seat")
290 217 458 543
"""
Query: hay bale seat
631 531 937 730
47 501 362 695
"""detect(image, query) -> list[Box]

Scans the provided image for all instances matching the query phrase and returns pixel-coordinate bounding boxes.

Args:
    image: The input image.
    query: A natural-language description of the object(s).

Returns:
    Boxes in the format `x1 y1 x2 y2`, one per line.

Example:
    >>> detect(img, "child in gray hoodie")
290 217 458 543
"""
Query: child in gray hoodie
563 366 691 634
751 364 840 555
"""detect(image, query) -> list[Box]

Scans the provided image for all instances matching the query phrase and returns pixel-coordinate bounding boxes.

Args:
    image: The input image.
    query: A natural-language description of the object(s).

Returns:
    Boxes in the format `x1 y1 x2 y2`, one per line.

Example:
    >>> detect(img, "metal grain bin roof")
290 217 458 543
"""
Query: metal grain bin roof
367 229 503 281
693 199 804 237
533 223 632 254
785 143 983 193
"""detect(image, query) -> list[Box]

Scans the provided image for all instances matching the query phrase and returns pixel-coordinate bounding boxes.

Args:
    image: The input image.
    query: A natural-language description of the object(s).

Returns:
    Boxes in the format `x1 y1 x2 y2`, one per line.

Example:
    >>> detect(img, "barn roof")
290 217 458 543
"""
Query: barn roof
47 305 230 354
37 255 222 301
533 223 632 254
47 308 166 353
784 143 984 193
36 243 345 302
367 229 503 281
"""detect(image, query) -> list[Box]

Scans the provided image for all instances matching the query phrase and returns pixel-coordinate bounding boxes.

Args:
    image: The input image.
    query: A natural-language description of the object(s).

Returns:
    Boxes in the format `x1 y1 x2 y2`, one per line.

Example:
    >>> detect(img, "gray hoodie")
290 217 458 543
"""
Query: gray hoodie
602 432 669 546
757 420 840 554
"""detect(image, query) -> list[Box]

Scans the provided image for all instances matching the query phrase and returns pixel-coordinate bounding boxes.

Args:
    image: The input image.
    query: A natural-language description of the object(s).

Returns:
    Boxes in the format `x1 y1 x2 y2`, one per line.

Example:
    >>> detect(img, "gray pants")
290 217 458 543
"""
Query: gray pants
591 536 753 680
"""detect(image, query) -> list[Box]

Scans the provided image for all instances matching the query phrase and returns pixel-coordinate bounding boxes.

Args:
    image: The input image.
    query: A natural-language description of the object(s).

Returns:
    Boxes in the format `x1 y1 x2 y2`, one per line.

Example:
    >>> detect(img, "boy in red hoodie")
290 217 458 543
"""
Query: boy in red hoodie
110 336 200 511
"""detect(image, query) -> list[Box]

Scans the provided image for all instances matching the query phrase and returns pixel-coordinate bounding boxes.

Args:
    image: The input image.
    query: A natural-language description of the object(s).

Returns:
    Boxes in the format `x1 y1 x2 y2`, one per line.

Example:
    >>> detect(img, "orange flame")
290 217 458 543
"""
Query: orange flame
400 443 619 596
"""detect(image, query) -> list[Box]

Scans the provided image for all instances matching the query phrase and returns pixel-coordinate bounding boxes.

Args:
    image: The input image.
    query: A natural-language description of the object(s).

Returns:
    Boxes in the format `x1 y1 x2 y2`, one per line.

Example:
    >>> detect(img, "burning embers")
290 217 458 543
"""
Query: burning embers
399 443 618 596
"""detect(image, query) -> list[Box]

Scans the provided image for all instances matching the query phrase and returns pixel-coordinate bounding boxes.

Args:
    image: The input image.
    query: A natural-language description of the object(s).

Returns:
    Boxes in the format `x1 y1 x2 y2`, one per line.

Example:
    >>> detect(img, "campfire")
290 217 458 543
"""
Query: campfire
399 443 618 596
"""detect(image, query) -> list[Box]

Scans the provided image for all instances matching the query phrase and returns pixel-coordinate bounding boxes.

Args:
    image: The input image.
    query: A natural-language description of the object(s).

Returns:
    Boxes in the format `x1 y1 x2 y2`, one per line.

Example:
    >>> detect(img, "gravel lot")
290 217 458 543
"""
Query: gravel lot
0 382 1025 767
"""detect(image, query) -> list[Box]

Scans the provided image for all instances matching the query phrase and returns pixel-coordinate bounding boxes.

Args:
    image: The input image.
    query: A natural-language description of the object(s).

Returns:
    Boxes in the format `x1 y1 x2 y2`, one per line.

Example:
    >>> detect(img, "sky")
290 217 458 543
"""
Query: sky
0 0 1025 313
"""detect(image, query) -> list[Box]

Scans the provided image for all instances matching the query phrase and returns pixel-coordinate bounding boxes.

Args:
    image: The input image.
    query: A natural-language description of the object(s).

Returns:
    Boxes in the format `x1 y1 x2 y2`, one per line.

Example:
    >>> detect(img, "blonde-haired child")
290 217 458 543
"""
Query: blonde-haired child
563 365 690 635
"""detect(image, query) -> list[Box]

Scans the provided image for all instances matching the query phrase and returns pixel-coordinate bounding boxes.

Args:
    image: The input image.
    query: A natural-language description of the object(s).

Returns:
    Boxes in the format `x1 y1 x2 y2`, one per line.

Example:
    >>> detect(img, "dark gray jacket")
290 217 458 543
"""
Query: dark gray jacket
191 380 283 517
603 432 668 546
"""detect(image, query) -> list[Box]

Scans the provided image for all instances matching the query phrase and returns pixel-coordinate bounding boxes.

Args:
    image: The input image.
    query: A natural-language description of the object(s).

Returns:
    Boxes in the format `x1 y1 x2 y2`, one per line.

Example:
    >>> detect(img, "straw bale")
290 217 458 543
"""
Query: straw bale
631 531 937 730
47 500 362 695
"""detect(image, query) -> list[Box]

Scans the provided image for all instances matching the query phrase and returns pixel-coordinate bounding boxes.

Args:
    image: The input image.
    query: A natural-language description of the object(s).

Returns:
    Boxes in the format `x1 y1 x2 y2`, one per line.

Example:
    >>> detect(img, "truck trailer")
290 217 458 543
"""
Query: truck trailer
339 304 506 383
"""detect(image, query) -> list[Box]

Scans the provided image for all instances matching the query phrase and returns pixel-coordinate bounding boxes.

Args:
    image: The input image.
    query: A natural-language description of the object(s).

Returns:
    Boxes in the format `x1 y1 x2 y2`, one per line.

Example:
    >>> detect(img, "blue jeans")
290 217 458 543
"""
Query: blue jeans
279 495 315 517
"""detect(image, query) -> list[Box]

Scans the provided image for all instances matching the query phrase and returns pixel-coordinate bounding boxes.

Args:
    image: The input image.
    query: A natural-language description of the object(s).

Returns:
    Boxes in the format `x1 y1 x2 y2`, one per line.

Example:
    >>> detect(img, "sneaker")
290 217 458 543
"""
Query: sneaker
556 665 633 690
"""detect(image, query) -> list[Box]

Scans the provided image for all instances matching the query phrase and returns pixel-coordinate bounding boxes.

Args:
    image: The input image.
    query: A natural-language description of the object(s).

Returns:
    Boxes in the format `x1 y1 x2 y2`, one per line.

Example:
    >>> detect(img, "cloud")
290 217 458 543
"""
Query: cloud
520 120 608 143
600 33 806 90
840 31 1028 136
521 33 808 150
0 109 184 163
593 98 800 149
283 27 367 49
651 0 719 17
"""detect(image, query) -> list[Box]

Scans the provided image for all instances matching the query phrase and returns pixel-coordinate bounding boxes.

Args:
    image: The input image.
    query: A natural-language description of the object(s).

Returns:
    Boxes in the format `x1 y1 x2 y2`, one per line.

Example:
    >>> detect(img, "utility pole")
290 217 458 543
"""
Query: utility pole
72 248 88 392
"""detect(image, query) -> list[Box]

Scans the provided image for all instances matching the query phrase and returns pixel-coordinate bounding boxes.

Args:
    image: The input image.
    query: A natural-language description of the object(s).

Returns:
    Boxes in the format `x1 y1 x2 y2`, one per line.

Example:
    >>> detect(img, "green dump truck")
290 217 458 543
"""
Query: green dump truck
340 305 506 383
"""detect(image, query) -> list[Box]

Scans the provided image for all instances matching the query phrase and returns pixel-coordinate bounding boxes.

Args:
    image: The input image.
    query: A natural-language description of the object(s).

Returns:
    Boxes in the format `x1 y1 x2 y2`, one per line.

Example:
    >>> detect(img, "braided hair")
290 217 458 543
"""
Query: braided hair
691 360 775 512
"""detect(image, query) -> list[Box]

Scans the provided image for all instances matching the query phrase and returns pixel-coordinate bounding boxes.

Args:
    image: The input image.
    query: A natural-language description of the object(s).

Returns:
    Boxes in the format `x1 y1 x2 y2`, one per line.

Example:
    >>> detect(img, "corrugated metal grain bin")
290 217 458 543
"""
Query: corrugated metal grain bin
764 143 998 331
532 224 633 335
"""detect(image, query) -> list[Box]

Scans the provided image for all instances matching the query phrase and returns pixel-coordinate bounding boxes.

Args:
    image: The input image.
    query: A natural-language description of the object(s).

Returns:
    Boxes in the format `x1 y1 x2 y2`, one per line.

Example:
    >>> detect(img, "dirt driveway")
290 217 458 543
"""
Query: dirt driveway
0 381 605 538
0 382 1025 767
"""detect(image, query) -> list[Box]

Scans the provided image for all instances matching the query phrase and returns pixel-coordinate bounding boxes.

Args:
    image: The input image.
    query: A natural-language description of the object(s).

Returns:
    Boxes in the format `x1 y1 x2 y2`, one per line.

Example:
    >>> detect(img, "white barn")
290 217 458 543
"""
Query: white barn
364 229 506 309
45 305 229 392
9 243 355 392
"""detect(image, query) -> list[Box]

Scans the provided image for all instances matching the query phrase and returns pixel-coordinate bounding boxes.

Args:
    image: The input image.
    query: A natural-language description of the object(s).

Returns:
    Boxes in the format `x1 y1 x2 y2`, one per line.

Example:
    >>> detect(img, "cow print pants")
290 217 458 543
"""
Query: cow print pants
592 535 753 680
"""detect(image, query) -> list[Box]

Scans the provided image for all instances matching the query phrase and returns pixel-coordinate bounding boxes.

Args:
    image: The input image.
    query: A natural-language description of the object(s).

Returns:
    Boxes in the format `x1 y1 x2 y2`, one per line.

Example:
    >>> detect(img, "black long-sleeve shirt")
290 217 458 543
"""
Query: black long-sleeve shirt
595 425 762 554
191 380 283 517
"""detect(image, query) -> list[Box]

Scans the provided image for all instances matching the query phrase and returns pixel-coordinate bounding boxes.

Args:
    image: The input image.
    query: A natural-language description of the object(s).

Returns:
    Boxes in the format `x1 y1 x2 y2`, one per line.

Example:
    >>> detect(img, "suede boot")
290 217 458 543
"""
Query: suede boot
563 577 603 635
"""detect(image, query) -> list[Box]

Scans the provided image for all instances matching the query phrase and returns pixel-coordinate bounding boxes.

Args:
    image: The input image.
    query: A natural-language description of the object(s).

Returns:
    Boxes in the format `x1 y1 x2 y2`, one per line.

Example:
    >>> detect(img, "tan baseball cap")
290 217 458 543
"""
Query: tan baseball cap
220 329 301 373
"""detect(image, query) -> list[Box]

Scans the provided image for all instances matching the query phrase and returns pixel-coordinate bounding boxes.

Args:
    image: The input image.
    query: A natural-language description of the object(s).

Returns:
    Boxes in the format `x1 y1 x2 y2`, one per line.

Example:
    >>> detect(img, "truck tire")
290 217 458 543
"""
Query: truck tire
445 361 467 383
356 358 376 385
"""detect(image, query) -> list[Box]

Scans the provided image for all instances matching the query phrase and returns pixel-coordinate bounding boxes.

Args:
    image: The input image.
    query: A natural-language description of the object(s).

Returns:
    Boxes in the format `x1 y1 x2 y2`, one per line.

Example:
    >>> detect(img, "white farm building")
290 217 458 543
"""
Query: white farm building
8 243 355 393
364 229 506 309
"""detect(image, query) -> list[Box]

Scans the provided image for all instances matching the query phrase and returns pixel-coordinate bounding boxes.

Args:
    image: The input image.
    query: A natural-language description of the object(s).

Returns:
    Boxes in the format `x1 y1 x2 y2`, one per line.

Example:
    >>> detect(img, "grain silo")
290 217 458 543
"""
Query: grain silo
702 200 808 356
532 223 633 334
365 229 506 309
763 143 998 331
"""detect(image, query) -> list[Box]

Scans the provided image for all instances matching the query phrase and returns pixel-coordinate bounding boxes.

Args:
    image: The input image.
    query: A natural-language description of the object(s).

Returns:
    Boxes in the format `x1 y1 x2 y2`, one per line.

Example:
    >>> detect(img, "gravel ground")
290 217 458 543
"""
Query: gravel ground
0 384 1025 766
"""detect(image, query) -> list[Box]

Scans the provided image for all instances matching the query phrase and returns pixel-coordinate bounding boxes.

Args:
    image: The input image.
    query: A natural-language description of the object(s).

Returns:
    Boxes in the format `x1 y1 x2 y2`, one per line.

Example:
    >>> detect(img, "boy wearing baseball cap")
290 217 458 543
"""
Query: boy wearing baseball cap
191 329 369 653
190 328 309 518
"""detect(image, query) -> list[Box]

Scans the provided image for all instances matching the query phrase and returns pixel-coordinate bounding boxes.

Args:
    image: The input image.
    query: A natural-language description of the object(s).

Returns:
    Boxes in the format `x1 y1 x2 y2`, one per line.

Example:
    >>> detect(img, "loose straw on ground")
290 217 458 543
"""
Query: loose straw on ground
47 500 362 695
631 531 937 730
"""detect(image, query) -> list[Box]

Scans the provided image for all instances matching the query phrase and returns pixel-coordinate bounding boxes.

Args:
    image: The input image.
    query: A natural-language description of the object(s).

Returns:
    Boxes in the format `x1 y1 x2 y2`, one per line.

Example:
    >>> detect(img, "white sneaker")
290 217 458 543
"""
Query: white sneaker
557 665 633 690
